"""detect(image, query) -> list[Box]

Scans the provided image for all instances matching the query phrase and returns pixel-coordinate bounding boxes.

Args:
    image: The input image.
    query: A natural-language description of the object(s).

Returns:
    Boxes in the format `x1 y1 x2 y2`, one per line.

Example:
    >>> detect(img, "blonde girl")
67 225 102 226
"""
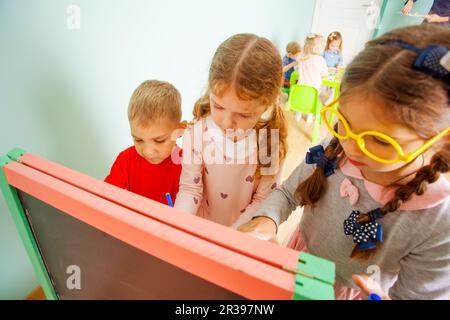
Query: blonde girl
296 34 329 122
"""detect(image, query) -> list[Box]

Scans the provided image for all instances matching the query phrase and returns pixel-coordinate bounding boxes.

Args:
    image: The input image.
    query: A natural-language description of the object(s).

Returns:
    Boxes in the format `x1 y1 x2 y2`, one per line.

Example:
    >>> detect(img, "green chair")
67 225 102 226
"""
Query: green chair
281 70 300 95
290 70 299 88
287 84 323 144
322 67 344 125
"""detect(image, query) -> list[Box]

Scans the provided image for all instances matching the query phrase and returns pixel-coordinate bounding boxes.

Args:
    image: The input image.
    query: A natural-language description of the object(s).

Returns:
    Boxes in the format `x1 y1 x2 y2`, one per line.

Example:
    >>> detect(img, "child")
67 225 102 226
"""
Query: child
282 41 301 89
297 34 329 122
323 31 344 69
105 80 185 205
238 24 450 299
298 34 328 91
174 33 288 228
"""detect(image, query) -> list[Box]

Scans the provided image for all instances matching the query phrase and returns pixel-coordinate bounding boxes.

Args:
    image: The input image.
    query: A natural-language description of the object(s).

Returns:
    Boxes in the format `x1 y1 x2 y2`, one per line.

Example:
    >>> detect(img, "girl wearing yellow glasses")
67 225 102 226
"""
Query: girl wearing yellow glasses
238 24 450 300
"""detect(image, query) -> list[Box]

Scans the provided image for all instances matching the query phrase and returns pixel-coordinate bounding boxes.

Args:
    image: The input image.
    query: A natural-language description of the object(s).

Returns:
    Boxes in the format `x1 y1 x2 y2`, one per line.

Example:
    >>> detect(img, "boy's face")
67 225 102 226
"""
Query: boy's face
130 117 181 165
288 52 300 60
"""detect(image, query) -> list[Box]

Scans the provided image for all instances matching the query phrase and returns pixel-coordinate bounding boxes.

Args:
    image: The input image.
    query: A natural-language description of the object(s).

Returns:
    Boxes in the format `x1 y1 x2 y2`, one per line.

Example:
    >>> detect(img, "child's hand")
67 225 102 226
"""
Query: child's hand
238 216 278 243
425 13 450 23
352 274 390 300
402 0 414 15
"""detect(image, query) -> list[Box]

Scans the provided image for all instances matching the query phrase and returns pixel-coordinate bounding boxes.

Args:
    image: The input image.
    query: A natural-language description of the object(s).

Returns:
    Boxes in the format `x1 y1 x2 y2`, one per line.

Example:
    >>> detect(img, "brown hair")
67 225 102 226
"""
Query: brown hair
326 31 343 52
128 80 182 126
193 33 287 177
295 24 450 260
286 41 302 55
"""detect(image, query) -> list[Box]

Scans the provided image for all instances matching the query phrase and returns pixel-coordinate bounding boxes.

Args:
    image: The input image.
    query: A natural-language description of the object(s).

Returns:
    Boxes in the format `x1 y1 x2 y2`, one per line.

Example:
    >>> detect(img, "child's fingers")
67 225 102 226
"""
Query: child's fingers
237 220 259 232
243 231 279 245
352 274 371 294
238 216 276 232
352 274 377 300
246 231 273 241
237 217 277 243
352 274 389 300
269 236 280 245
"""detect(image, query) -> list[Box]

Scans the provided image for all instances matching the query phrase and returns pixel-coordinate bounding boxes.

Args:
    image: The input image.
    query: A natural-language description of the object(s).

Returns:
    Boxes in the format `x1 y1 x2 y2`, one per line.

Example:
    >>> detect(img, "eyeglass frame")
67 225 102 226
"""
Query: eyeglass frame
320 99 450 164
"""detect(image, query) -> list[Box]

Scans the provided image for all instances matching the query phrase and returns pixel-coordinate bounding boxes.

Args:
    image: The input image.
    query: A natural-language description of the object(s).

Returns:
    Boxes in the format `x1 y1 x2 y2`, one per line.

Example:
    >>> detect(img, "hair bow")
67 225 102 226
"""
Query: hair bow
343 209 383 251
305 145 338 177
383 41 450 81
340 178 359 205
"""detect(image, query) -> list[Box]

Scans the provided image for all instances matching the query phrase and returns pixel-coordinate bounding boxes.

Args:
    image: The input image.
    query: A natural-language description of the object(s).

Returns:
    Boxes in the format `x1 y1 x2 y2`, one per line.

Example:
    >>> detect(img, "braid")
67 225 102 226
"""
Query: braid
295 136 343 206
351 141 450 260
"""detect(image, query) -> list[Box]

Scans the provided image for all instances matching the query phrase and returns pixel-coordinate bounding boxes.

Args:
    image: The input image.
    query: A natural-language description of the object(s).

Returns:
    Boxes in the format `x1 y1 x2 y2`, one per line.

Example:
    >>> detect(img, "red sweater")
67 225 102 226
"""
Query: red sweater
105 146 182 205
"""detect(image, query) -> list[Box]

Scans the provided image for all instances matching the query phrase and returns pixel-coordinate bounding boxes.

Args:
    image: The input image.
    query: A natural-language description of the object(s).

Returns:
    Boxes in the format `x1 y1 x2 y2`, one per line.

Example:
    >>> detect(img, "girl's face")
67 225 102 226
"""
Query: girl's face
210 88 267 136
329 39 341 52
338 96 426 173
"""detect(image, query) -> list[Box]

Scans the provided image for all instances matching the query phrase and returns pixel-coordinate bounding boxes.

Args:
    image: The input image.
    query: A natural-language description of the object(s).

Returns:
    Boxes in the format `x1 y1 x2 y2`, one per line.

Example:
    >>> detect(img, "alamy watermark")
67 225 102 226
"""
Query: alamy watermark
66 265 81 290
169 120 281 176
66 5 81 30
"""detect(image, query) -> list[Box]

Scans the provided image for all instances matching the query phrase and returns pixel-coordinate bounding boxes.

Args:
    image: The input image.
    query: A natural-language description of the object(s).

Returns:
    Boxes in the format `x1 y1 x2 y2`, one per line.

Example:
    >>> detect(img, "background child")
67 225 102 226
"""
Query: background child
174 33 288 228
105 80 185 205
238 24 450 299
297 34 329 122
282 41 301 89
323 31 344 69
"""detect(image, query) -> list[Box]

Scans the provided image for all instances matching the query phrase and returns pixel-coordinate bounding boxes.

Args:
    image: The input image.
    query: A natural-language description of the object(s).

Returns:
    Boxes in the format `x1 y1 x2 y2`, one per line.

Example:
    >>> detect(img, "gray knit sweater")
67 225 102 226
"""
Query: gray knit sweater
253 146 450 300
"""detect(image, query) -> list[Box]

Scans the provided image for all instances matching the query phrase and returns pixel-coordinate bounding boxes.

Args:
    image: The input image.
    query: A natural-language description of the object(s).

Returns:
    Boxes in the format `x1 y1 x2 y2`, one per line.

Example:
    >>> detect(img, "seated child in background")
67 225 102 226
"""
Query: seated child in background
296 34 329 122
323 31 344 69
282 41 301 89
105 80 185 205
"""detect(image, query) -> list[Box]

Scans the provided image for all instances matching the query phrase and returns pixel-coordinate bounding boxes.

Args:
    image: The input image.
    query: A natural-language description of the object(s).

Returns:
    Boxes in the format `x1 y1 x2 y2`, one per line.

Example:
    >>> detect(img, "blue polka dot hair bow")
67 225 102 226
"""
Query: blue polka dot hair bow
383 41 450 82
343 208 384 251
305 145 337 177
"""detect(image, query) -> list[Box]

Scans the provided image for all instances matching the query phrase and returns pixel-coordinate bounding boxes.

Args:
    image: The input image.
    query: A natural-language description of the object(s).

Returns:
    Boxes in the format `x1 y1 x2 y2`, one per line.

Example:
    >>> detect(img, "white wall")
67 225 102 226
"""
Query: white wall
311 0 384 66
0 0 315 299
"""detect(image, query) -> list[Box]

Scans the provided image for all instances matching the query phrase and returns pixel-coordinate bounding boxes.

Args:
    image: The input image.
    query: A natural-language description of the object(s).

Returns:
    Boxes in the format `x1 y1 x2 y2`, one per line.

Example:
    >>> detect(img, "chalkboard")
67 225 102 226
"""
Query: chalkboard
17 190 244 300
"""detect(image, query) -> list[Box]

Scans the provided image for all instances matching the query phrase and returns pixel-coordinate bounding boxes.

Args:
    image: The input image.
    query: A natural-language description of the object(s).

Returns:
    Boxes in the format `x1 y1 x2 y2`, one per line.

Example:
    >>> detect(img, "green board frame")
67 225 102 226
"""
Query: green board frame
0 148 57 300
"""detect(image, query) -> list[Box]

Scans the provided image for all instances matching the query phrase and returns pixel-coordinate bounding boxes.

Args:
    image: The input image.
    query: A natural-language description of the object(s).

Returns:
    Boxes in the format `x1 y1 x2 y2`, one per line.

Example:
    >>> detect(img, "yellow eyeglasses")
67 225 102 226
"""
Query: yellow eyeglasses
320 99 450 164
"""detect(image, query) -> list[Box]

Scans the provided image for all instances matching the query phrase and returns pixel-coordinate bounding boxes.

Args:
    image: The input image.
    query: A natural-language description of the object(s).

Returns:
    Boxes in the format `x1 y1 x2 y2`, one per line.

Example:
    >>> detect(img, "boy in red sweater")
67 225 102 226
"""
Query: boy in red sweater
105 80 184 205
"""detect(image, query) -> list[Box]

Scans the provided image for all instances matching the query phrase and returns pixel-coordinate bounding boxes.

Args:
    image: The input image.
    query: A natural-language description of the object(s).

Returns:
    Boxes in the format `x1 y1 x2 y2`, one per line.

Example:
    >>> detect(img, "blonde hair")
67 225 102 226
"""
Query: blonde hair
128 80 181 126
286 41 302 55
295 24 450 260
325 31 343 52
193 33 288 177
301 34 325 59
